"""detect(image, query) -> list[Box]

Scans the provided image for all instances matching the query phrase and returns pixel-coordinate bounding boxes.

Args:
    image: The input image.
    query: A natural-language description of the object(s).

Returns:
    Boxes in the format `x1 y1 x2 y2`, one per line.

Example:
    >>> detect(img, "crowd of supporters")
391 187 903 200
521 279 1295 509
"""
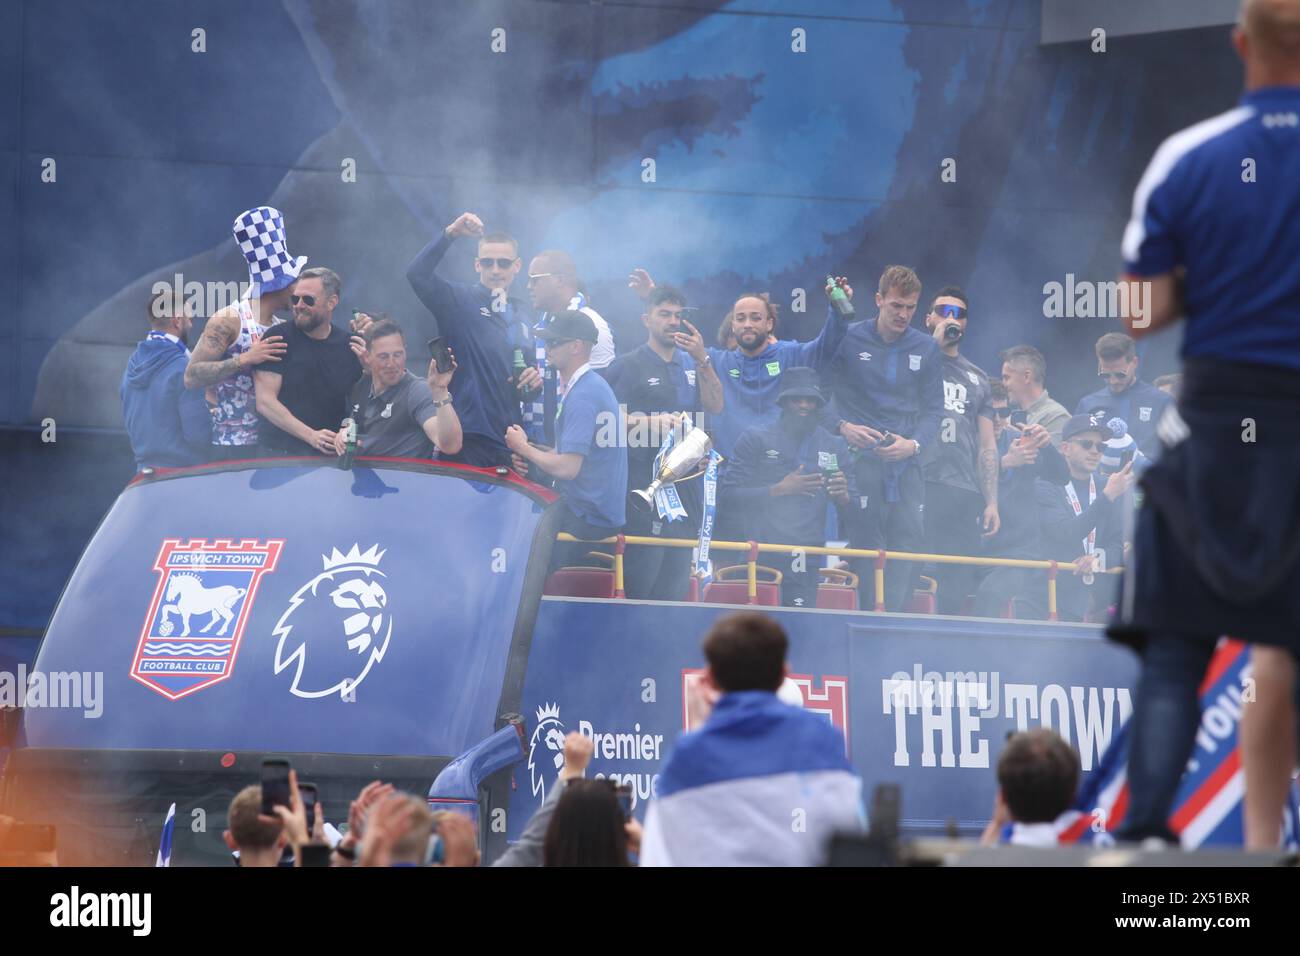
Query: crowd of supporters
122 206 1179 622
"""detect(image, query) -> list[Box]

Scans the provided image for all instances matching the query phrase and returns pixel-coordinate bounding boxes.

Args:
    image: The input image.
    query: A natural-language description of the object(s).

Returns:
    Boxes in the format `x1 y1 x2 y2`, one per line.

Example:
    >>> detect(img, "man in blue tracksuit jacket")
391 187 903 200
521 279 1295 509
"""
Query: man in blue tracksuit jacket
721 368 856 609
1073 332 1171 460
822 266 944 612
406 211 537 468
120 291 212 471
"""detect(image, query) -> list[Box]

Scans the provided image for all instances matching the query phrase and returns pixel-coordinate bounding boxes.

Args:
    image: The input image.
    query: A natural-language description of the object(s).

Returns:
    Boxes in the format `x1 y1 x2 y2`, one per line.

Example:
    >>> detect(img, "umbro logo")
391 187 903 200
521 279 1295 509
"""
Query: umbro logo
765 449 780 459
858 352 872 362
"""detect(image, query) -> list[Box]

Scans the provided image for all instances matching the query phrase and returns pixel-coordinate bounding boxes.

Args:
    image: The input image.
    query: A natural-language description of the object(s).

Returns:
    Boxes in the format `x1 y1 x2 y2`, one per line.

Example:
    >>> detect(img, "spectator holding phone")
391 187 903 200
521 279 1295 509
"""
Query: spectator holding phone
640 612 863 866
543 779 641 867
496 731 590 866
1000 345 1070 447
334 316 463 458
223 785 290 867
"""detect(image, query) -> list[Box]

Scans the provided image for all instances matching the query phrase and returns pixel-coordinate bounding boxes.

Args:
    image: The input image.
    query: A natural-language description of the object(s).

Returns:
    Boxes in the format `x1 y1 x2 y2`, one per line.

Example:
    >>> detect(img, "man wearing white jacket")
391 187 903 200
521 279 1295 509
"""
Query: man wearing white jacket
640 612 865 866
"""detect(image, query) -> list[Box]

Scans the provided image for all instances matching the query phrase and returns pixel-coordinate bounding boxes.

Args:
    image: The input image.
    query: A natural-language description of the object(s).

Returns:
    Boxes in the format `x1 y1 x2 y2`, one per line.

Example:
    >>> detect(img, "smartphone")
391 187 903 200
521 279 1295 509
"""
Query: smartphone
0 823 56 853
876 432 896 449
427 336 453 374
298 843 331 868
299 782 318 833
261 758 291 816
614 784 633 821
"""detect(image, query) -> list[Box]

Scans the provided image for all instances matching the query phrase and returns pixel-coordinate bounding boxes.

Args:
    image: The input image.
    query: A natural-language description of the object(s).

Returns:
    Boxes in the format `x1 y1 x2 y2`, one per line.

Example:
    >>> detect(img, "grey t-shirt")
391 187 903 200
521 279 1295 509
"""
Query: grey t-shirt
921 352 992 495
354 371 439 458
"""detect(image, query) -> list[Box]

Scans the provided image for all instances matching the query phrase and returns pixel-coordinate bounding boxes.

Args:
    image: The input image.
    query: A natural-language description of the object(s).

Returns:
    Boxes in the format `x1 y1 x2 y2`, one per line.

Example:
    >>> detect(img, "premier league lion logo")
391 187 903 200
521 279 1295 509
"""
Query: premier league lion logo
272 544 392 699
527 703 566 801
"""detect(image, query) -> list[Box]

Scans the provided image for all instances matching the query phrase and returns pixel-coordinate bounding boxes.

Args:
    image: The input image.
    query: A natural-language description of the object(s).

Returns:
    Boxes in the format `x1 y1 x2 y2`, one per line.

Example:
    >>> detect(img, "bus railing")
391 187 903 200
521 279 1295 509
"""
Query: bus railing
554 533 1121 622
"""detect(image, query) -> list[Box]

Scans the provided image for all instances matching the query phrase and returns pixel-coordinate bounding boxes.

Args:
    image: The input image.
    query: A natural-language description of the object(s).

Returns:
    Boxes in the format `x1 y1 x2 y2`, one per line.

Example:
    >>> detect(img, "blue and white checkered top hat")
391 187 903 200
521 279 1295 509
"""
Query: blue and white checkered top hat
232 206 308 295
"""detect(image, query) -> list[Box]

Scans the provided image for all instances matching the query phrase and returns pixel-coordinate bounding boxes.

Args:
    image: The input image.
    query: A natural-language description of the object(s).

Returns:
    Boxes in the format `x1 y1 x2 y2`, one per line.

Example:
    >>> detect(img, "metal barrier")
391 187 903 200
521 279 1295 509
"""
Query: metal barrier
554 532 1122 621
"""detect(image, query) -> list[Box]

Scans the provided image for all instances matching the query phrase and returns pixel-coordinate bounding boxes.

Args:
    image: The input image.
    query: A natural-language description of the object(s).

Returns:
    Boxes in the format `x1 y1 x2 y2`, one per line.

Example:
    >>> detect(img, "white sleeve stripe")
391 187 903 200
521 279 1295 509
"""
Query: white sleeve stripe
1121 106 1256 265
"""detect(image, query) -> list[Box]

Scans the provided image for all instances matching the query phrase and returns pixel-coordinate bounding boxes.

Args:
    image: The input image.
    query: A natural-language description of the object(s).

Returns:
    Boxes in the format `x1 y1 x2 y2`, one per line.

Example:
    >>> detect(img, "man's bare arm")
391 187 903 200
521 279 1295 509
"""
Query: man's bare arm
422 401 463 456
254 370 315 447
1123 272 1182 340
185 311 243 389
696 359 724 414
977 415 999 507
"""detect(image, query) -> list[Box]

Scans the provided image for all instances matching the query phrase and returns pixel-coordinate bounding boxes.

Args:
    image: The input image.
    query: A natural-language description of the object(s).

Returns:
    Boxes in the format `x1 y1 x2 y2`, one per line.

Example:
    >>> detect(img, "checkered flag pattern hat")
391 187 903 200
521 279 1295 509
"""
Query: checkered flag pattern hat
232 206 308 295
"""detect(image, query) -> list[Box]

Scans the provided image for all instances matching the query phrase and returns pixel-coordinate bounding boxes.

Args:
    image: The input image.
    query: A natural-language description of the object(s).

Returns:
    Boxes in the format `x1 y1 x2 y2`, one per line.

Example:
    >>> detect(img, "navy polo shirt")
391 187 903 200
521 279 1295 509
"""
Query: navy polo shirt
824 318 944 450
600 344 703 495
406 232 533 453
1123 86 1300 371
554 365 627 529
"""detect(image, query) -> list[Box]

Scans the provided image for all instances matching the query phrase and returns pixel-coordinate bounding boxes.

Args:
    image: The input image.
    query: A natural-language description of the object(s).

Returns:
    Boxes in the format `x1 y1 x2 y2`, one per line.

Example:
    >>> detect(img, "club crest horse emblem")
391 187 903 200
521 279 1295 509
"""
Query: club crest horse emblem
131 539 283 700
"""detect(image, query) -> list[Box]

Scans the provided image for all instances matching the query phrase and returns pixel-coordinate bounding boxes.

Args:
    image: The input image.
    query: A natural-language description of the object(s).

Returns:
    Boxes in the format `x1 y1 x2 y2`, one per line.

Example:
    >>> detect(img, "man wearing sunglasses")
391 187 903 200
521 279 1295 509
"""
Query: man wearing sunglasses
919 287 1000 615
406 211 534 468
1034 414 1134 623
1073 333 1171 460
253 267 364 456
505 311 627 572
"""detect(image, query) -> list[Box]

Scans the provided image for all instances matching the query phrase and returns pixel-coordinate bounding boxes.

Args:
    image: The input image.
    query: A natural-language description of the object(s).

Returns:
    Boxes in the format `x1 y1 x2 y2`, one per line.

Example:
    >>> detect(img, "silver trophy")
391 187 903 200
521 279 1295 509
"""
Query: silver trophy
630 428 716 510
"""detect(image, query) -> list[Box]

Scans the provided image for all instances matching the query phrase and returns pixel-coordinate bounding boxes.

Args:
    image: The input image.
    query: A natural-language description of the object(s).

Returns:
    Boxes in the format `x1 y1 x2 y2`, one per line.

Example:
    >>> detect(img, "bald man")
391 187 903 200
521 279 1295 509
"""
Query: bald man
523 249 615 445
1110 0 1300 847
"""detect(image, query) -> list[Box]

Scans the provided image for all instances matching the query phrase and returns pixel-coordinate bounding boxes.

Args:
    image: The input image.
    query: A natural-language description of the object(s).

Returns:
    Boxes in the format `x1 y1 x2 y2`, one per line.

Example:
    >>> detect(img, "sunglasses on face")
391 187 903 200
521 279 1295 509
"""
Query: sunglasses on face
290 294 316 306
478 257 517 269
1098 370 1129 381
933 304 967 319
1071 439 1102 451
545 338 575 349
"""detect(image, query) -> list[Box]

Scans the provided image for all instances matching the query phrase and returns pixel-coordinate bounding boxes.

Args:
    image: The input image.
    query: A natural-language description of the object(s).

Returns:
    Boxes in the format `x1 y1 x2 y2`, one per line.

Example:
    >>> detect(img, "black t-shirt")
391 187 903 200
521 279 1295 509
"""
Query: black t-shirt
258 321 363 453
921 352 992 494
600 344 704 499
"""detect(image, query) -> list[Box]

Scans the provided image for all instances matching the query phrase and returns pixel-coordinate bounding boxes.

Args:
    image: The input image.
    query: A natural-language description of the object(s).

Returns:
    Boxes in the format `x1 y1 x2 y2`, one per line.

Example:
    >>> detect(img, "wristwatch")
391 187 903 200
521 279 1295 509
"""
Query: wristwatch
912 439 922 457
698 353 712 367
432 396 453 409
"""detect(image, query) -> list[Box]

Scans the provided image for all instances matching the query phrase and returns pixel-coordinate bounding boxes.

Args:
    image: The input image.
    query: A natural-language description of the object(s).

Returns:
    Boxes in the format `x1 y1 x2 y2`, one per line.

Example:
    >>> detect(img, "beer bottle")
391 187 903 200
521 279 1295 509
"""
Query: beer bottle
827 275 855 319
339 415 358 470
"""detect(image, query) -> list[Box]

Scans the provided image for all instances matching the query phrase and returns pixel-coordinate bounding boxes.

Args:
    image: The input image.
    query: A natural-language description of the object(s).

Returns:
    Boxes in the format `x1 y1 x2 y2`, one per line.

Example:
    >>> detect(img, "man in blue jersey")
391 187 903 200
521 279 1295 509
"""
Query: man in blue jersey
1110 0 1300 847
406 212 537 468
627 270 853 460
823 265 944 612
506 311 627 572
1073 333 1171 460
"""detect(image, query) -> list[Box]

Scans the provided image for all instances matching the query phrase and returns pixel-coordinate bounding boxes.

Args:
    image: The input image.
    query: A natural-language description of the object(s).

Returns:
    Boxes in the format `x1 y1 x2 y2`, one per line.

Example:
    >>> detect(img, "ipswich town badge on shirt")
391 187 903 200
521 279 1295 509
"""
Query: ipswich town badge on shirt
130 538 283 700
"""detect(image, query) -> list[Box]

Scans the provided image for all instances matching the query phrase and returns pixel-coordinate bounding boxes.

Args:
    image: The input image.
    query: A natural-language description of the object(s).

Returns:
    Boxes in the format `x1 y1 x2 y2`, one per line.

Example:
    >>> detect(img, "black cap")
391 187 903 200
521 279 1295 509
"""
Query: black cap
536 309 598 344
1062 413 1106 442
776 367 826 406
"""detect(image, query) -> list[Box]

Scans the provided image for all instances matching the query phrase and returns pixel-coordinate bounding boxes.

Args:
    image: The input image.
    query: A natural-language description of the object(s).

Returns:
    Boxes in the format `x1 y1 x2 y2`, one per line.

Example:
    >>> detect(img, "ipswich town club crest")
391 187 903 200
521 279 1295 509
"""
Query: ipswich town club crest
130 539 284 700
272 544 392 699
